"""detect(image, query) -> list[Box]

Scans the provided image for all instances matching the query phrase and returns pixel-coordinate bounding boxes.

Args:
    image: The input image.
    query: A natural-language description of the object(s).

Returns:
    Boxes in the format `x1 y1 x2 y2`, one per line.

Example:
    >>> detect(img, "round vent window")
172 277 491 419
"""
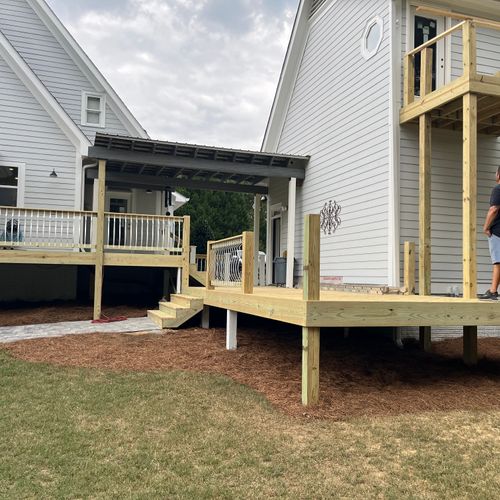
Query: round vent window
361 17 384 60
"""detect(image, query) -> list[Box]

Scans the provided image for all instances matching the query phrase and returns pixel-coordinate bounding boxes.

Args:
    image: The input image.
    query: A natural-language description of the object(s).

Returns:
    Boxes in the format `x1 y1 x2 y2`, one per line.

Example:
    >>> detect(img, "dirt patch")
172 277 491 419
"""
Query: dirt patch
0 304 147 327
3 327 500 419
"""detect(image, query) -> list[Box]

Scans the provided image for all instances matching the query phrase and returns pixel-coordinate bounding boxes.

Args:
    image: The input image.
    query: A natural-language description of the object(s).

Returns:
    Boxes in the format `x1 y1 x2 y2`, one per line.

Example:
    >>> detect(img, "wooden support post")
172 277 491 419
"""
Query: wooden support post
404 241 416 295
463 325 478 366
242 231 254 294
181 216 190 292
253 195 260 284
419 326 432 352
201 305 210 329
205 241 214 290
419 113 432 296
463 21 477 79
226 310 237 350
420 47 433 97
93 159 106 321
463 93 478 299
302 327 320 406
303 214 320 301
404 54 415 106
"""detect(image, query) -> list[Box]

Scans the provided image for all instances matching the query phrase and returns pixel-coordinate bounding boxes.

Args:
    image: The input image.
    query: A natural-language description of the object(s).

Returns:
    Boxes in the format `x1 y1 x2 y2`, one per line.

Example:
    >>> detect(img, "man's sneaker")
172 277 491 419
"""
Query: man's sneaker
479 290 498 300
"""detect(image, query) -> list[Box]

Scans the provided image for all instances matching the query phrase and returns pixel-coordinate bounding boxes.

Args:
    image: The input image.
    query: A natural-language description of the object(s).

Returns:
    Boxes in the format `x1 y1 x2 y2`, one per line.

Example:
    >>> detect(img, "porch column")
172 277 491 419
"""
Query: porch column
265 195 272 285
93 159 106 320
253 194 260 284
286 177 297 288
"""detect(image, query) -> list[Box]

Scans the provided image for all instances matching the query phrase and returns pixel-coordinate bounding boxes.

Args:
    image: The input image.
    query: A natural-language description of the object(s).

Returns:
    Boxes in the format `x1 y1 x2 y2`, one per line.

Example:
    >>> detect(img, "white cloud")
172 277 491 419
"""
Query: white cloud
48 0 297 150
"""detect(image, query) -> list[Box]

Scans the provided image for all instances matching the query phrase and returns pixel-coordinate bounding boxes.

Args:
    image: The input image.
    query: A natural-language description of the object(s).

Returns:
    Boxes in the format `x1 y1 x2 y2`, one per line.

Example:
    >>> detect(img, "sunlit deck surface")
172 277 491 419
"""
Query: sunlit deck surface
187 286 500 328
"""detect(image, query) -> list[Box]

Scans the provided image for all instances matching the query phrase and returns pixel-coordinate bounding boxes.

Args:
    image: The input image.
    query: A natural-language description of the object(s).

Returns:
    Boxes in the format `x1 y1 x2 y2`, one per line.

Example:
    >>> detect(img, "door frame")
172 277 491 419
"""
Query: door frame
106 191 133 213
406 2 450 88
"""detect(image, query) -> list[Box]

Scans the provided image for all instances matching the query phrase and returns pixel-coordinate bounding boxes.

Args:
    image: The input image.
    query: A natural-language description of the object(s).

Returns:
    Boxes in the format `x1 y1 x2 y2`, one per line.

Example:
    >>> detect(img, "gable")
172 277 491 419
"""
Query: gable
0 0 146 141
0 53 78 210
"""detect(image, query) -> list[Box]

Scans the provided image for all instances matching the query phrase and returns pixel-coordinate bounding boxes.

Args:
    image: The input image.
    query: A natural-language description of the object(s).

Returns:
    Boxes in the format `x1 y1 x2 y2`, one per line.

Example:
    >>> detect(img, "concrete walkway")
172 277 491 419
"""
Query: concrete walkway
0 317 161 344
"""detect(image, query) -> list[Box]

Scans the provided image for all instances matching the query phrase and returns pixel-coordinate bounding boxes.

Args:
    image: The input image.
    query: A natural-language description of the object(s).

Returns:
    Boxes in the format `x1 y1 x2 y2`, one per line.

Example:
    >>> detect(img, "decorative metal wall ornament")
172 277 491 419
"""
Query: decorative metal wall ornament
320 200 342 235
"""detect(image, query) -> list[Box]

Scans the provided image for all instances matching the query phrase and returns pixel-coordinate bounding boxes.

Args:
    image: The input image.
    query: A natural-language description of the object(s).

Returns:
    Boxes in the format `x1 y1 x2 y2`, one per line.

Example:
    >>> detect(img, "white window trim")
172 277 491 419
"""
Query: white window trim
0 162 25 207
361 16 384 60
81 91 106 128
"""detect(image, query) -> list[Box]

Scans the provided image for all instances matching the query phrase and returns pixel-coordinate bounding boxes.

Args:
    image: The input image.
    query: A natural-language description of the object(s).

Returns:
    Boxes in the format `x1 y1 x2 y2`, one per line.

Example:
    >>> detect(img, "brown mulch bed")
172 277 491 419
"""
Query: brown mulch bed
0 304 147 327
3 327 500 419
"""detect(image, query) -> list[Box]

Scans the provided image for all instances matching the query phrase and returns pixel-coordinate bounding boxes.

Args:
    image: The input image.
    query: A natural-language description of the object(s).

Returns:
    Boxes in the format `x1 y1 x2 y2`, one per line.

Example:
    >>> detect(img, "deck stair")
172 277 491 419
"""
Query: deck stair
189 264 206 286
148 294 203 328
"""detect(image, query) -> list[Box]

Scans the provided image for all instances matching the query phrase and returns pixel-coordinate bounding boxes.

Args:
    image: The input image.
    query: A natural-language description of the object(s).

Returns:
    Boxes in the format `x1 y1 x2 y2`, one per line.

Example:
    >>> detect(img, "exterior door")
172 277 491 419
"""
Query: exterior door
413 13 446 94
109 197 128 246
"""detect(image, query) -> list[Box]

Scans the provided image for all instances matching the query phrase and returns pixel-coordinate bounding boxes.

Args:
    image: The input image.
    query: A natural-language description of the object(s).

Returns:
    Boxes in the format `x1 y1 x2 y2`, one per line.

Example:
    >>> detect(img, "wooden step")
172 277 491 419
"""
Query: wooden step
147 309 176 328
171 294 203 308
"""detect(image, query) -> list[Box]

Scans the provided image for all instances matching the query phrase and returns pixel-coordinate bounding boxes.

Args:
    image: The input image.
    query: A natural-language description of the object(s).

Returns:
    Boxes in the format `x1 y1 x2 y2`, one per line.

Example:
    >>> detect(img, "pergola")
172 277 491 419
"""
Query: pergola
86 133 309 286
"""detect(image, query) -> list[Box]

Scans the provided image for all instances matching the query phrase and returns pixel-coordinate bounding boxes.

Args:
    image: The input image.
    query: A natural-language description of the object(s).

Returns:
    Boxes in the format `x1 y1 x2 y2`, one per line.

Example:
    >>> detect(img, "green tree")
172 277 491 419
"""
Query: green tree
176 190 254 253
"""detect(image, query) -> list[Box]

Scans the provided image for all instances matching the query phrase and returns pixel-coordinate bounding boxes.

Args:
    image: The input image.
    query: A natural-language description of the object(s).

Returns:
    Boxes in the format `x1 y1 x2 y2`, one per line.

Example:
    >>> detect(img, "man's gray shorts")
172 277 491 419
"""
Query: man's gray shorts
488 234 500 264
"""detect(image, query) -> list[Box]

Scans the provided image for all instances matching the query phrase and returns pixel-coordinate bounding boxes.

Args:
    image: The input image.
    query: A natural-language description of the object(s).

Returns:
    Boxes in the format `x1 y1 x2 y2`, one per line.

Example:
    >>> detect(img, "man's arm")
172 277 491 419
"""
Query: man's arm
484 205 500 236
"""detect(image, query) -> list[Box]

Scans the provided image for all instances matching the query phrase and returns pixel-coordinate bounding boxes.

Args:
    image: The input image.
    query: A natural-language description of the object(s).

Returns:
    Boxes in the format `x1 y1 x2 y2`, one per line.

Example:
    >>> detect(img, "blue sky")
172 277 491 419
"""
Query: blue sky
46 0 299 150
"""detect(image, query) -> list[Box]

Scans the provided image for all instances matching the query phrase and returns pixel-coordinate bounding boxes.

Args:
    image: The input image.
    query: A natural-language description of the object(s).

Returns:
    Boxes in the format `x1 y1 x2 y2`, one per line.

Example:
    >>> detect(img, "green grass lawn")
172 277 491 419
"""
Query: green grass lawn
1 351 500 499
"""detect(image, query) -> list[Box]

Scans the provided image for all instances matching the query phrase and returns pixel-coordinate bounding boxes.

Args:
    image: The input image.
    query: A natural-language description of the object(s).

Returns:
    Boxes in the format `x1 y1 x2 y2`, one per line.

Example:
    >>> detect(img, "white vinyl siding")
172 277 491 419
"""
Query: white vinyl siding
0 55 77 209
399 5 500 292
0 0 129 140
272 0 391 285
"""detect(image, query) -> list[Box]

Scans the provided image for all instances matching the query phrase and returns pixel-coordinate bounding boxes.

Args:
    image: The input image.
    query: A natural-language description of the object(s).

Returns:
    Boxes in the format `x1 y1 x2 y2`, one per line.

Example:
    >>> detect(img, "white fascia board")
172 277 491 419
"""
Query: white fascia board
0 31 91 155
261 0 311 153
28 0 149 139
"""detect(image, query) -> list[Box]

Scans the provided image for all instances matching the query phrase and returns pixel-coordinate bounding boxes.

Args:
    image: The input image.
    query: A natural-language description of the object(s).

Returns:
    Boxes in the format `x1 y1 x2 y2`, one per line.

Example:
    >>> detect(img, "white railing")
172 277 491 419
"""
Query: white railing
0 206 96 250
196 254 207 272
104 212 184 253
208 235 243 287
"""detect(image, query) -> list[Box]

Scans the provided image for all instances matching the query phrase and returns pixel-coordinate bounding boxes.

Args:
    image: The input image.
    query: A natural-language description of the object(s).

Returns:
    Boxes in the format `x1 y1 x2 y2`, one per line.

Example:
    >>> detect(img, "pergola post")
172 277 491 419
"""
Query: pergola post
286 177 297 288
302 214 320 406
93 159 106 320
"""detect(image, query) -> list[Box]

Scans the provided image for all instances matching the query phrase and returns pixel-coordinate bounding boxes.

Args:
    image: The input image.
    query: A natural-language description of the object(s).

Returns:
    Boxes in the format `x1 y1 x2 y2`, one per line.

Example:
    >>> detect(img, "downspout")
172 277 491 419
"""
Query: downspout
81 161 97 210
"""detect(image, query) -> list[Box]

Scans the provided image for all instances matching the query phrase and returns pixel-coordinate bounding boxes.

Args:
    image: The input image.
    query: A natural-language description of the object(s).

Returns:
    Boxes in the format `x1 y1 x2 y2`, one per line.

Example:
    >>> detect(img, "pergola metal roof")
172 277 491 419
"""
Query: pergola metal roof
87 133 309 194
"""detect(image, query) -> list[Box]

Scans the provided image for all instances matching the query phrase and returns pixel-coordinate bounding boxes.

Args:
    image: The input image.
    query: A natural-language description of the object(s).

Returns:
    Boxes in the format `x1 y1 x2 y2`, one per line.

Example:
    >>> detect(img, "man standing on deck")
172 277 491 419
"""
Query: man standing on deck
481 166 500 299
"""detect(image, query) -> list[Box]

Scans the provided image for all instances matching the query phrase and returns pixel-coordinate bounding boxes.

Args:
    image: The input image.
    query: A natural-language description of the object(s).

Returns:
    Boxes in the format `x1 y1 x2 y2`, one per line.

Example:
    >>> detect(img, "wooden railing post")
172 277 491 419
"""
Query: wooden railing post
404 241 416 295
404 54 415 106
206 241 214 290
302 214 321 406
463 20 477 79
303 214 320 301
181 216 190 292
420 47 433 97
93 159 106 320
242 231 254 294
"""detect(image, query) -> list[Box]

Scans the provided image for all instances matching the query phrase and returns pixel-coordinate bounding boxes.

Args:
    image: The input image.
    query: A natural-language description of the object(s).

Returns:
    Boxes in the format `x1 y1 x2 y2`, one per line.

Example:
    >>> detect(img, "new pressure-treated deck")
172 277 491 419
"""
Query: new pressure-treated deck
187 286 500 328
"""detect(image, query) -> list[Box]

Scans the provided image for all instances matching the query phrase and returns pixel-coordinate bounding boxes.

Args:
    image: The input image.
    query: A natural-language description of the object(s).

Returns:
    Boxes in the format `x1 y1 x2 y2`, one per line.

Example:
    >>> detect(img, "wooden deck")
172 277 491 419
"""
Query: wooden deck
187 286 500 328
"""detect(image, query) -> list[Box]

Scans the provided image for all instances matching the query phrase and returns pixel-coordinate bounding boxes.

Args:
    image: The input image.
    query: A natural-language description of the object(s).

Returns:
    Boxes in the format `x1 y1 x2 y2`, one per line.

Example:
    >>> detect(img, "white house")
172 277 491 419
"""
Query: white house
0 0 186 301
263 0 500 296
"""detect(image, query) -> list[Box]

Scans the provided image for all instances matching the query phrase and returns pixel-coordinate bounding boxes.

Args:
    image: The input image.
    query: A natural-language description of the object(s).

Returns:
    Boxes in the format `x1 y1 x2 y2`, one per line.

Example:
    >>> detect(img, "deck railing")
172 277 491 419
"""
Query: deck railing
0 206 96 250
195 254 207 272
104 212 184 253
0 206 185 254
206 232 254 293
404 19 500 107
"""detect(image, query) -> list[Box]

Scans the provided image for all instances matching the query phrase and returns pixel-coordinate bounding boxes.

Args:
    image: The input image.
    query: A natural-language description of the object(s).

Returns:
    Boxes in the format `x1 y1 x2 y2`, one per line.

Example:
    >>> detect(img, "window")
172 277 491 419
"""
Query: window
82 92 106 127
361 17 384 60
0 166 20 207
